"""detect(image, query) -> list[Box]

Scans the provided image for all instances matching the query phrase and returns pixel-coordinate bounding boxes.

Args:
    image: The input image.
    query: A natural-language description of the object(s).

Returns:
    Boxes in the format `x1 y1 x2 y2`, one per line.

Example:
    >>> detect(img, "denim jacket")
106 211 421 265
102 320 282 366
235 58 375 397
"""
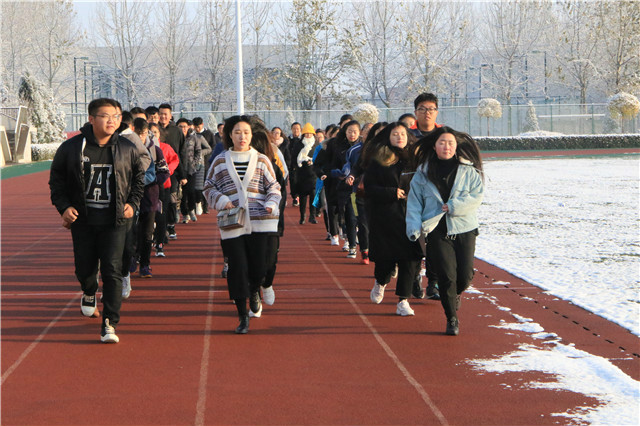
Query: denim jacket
406 159 484 241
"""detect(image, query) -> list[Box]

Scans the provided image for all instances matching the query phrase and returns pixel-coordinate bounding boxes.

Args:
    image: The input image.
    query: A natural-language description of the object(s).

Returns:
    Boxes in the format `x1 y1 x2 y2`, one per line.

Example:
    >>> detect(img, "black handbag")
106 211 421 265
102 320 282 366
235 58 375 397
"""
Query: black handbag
216 206 245 230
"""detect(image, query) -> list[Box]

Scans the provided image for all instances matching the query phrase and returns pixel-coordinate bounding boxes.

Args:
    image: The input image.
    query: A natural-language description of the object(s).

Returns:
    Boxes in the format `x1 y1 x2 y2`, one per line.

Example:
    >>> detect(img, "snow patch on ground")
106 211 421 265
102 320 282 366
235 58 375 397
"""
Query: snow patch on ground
518 130 564 137
476 156 640 336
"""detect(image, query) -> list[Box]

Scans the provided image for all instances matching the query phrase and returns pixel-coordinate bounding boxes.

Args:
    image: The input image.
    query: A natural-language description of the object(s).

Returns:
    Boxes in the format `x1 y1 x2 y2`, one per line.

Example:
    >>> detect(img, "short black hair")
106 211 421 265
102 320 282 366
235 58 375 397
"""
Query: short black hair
158 103 172 111
398 113 416 122
176 117 190 126
130 106 146 116
145 106 159 115
291 122 301 128
88 98 119 116
339 114 353 126
120 110 134 127
192 117 204 126
133 117 149 134
414 93 438 110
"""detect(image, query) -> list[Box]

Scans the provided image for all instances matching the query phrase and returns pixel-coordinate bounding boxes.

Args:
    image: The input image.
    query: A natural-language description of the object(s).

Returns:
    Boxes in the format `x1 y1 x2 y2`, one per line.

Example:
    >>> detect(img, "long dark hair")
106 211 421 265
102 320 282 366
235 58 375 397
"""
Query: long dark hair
335 120 361 145
249 115 276 161
360 122 415 170
414 126 484 182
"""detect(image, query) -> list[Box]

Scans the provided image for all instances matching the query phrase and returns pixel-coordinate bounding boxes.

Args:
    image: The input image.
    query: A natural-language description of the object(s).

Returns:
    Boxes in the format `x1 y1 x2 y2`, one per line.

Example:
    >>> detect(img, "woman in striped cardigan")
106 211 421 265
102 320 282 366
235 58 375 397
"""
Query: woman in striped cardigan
203 115 281 334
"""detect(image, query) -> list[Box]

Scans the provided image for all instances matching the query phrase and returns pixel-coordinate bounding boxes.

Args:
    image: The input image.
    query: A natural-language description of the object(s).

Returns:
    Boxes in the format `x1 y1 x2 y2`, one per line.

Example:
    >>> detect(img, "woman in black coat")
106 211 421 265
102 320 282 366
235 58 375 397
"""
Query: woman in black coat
362 122 423 316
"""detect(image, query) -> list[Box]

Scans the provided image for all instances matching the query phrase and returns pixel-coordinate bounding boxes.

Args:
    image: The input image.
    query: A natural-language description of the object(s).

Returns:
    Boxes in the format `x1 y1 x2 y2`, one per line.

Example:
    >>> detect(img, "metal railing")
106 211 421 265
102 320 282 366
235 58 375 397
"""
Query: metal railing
61 103 637 137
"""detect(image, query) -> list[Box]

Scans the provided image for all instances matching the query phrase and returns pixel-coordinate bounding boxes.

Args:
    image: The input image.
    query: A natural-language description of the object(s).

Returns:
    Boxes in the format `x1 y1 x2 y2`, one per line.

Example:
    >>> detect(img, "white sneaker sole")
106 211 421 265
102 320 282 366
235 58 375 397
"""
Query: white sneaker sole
262 286 275 306
101 333 119 343
249 306 262 318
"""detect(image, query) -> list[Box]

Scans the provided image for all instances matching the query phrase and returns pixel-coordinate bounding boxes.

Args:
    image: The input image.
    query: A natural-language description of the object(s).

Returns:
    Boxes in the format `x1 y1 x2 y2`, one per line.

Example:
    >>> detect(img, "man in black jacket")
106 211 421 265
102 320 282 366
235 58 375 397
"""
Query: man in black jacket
49 98 145 343
158 103 186 238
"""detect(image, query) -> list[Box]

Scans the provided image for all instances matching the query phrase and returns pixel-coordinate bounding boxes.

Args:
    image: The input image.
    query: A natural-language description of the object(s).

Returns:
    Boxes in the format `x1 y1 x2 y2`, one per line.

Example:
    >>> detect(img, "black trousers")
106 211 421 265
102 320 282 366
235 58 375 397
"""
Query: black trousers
71 221 128 327
374 259 421 299
137 210 156 268
337 191 357 249
355 197 369 252
220 233 269 301
428 229 478 321
298 190 316 220
263 234 280 288
180 173 197 216
155 186 169 245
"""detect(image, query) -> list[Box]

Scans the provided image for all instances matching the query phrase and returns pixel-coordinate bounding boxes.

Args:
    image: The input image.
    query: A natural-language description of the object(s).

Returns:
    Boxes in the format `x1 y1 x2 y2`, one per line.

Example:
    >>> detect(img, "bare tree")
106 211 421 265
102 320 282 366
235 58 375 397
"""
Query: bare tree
1 2 32 102
404 1 473 106
345 1 409 108
243 1 277 109
594 1 640 94
152 0 200 105
278 0 353 110
95 0 153 107
554 1 600 105
478 0 550 104
200 0 236 111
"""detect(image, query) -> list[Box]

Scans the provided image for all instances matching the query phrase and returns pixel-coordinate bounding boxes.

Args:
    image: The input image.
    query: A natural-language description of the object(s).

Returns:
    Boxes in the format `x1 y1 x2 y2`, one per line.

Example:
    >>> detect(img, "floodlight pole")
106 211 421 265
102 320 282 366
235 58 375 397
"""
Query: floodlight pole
236 0 244 114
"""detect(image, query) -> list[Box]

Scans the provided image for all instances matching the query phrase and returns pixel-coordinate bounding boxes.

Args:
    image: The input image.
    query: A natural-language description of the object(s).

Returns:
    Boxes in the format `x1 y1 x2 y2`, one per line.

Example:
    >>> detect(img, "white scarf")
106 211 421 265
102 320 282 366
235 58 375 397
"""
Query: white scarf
297 136 315 167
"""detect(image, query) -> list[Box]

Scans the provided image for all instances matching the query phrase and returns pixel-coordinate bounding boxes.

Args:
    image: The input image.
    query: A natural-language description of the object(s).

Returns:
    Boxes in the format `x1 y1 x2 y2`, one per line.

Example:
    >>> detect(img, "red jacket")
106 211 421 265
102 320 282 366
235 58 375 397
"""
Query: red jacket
159 142 179 189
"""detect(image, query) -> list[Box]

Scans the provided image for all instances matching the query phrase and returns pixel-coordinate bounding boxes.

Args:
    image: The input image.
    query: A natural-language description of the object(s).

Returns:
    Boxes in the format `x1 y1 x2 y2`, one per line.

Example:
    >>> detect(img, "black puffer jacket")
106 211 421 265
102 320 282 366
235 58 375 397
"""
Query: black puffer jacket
49 124 145 225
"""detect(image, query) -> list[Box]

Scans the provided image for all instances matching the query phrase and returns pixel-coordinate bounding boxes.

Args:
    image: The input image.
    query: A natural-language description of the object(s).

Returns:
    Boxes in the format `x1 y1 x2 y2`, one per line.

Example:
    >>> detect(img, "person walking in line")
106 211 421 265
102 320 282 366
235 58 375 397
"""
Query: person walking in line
288 122 303 207
326 120 361 259
406 126 484 335
158 103 186 239
176 118 206 223
149 123 179 258
49 98 145 343
193 116 215 214
291 122 318 224
132 118 170 281
203 115 281 334
362 122 423 316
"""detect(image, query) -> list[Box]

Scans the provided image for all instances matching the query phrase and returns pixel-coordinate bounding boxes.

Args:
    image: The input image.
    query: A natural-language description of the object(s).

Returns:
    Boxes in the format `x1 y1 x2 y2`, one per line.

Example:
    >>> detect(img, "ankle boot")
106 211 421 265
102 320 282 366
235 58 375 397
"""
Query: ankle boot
235 315 249 334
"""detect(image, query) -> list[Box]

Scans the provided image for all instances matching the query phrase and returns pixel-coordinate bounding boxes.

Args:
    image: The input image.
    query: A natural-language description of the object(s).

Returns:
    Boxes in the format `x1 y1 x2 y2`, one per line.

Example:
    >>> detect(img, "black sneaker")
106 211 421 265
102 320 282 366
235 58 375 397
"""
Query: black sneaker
155 244 165 257
445 318 459 336
426 281 440 300
168 226 177 239
309 217 317 224
235 315 249 334
249 291 262 316
412 276 425 299
100 318 119 343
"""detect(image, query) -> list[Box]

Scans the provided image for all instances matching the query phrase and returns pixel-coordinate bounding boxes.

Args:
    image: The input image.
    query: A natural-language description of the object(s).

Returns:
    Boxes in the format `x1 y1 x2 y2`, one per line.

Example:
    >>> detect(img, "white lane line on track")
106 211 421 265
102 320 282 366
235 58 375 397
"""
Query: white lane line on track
194 255 217 426
294 224 449 426
1 293 80 385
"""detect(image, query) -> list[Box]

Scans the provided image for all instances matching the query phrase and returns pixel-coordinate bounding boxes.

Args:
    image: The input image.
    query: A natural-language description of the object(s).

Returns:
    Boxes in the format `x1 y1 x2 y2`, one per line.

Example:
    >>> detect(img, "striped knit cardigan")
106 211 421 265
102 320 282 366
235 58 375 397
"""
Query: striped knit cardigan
203 147 281 239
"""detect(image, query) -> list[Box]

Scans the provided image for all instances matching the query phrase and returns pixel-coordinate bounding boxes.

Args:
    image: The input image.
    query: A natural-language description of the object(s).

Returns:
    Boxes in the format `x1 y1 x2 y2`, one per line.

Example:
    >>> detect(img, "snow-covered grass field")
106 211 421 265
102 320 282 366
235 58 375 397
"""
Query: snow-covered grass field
476 155 639 336
472 155 639 425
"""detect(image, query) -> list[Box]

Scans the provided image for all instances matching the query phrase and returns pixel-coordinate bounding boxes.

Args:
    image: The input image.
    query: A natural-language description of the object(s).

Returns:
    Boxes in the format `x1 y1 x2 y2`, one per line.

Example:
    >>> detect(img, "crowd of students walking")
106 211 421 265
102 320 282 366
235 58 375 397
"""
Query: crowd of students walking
49 92 484 342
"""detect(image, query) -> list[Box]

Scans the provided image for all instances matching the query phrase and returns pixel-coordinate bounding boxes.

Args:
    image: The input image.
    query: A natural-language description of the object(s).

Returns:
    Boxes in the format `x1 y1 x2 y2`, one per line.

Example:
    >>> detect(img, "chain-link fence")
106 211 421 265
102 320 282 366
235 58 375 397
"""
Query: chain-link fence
63 103 637 137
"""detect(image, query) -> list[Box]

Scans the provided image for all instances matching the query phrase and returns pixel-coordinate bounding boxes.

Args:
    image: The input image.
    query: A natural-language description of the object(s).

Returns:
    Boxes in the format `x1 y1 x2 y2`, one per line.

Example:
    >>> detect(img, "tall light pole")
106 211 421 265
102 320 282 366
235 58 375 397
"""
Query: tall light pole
73 56 88 129
235 0 244 114
83 60 98 110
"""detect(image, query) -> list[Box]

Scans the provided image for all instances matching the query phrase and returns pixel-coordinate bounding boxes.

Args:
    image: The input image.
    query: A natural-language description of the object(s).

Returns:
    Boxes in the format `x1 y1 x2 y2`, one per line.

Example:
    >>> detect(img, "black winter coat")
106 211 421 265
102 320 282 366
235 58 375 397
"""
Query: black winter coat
49 124 145 226
363 158 422 262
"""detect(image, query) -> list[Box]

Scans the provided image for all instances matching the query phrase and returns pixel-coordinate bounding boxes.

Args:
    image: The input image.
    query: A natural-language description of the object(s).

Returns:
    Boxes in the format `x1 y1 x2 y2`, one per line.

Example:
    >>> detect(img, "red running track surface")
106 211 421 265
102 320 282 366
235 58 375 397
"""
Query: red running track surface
2 170 638 425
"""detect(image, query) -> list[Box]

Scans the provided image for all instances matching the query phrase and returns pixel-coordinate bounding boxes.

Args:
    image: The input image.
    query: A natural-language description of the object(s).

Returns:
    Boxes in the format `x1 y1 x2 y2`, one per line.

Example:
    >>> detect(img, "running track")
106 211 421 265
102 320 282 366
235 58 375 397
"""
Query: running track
2 159 638 425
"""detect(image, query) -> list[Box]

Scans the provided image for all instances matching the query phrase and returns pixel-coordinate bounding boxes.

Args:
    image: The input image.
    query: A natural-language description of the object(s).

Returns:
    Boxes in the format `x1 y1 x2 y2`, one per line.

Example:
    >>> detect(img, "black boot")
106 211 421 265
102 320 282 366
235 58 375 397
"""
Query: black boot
235 315 249 334
445 318 459 336
412 275 425 299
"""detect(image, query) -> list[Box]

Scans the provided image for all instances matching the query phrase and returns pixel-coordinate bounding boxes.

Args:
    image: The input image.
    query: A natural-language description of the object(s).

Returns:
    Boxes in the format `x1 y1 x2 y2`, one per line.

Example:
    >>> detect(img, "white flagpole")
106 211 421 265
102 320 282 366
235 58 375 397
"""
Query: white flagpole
236 0 244 115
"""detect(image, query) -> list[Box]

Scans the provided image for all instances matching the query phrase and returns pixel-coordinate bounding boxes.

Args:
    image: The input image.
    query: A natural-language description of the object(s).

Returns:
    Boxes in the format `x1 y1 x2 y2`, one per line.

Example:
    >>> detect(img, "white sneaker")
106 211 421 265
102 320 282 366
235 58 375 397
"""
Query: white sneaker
189 210 197 222
330 235 340 246
182 215 190 224
262 286 275 305
396 299 415 316
81 293 97 317
122 274 131 299
195 202 203 216
342 241 350 252
249 303 262 318
100 319 119 343
370 282 386 304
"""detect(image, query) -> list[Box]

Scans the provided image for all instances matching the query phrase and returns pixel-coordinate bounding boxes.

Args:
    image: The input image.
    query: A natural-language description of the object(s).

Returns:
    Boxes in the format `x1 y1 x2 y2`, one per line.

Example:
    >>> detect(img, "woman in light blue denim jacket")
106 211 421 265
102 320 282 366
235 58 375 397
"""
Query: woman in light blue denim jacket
406 126 484 336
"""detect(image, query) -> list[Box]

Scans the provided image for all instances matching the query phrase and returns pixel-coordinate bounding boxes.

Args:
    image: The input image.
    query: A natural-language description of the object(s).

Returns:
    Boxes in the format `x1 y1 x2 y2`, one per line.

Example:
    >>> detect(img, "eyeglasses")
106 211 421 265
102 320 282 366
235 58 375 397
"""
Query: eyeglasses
93 114 122 121
415 107 438 114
